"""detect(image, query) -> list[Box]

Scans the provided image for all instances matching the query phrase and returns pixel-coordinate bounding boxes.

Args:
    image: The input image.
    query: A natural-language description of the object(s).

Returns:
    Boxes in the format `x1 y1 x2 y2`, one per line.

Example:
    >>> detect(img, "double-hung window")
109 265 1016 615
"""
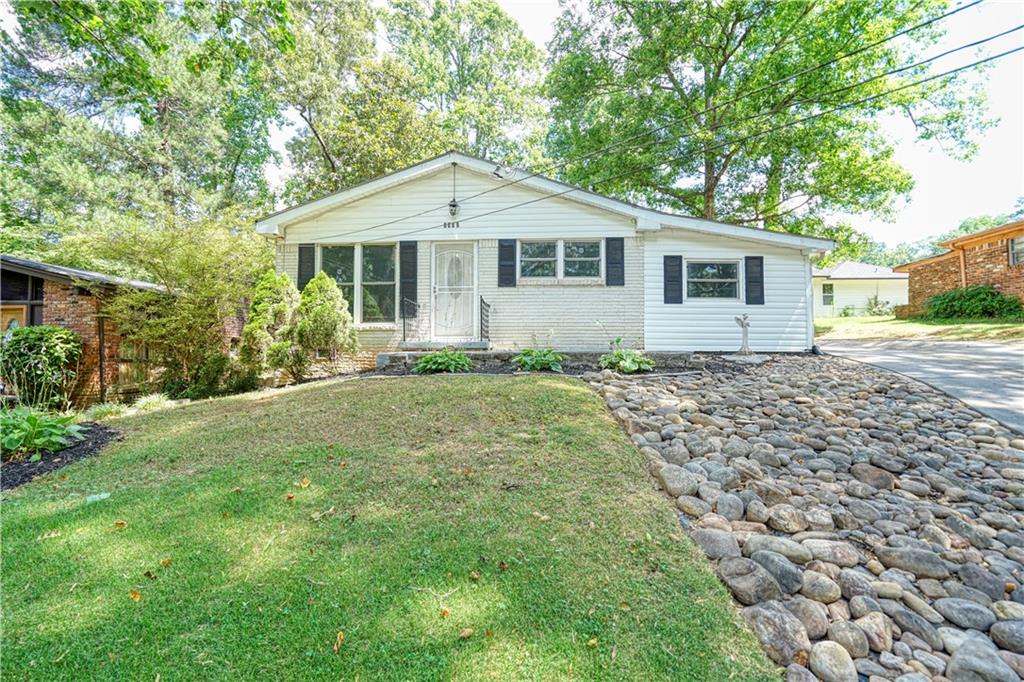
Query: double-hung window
686 261 739 299
519 239 603 280
1011 237 1024 266
321 245 355 315
822 283 834 306
320 244 397 324
519 241 558 278
563 240 601 277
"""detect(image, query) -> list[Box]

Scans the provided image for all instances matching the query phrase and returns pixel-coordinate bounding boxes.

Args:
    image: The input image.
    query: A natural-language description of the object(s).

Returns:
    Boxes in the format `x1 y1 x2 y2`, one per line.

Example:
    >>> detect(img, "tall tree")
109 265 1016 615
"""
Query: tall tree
1 0 291 268
386 0 547 164
546 0 990 248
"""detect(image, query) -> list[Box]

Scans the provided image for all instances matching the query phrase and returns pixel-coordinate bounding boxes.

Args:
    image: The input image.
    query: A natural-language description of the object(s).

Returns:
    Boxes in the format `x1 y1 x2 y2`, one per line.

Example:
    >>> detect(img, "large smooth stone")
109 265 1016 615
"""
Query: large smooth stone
934 598 997 632
717 557 782 605
743 534 813 564
689 529 741 560
809 641 857 682
992 620 1024 654
751 550 803 594
874 547 950 579
946 636 1021 681
741 600 812 666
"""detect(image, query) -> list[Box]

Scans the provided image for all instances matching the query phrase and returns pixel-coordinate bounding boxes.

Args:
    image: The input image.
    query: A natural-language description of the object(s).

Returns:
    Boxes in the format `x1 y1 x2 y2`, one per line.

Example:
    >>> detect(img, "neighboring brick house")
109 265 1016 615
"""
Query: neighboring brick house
894 220 1024 317
1 254 163 405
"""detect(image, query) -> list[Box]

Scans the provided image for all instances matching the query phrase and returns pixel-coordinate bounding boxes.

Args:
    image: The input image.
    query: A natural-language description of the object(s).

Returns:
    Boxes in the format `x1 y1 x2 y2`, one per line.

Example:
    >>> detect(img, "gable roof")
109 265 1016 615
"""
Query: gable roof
812 261 908 280
894 219 1024 271
0 254 164 292
256 151 834 253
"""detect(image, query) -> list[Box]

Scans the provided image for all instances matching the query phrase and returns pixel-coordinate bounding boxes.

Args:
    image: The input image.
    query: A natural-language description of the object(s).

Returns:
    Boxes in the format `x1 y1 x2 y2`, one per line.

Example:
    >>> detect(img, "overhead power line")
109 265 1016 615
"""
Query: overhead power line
310 28 1022 244
295 0 988 240
307 44 1023 247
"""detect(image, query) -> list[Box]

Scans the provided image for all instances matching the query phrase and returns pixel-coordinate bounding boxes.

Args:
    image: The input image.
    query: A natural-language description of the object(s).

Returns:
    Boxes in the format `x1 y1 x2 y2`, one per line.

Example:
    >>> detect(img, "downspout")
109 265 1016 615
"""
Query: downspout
958 247 967 287
98 315 107 403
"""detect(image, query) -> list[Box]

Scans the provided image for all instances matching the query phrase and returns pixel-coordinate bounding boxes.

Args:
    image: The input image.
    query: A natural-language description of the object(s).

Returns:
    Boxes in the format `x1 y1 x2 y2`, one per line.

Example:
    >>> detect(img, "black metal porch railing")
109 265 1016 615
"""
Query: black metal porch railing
479 296 490 344
401 297 420 343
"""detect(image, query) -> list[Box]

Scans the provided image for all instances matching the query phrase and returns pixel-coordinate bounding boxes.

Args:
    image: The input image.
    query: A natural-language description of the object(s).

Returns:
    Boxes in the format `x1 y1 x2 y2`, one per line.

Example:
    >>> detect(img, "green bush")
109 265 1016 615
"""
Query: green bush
599 338 654 374
414 349 474 374
82 402 128 421
512 348 566 372
1 406 86 461
240 270 300 371
0 325 82 409
295 272 358 362
159 352 254 400
267 340 311 382
839 305 856 317
924 285 1024 320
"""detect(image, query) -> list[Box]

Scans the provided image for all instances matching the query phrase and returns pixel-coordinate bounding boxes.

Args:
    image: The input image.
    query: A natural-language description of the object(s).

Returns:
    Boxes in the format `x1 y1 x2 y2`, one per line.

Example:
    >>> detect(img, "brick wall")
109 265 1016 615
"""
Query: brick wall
902 227 1024 316
963 227 1024 301
41 281 122 406
903 254 960 316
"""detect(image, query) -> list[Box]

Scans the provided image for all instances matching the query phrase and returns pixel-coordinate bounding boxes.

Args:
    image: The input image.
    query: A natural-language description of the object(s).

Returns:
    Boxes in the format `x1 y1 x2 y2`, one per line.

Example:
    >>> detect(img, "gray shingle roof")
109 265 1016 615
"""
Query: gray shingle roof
812 261 908 280
1 254 164 292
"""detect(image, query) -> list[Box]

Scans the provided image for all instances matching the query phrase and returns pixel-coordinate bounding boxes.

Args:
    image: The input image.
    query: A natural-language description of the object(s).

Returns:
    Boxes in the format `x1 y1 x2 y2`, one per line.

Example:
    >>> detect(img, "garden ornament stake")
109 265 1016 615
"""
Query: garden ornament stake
735 314 752 355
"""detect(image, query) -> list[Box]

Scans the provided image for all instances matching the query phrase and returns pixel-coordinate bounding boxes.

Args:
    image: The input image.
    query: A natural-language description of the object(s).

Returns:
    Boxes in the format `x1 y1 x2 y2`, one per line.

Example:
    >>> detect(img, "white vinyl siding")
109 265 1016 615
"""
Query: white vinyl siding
282 165 635 244
811 277 909 317
644 230 811 352
479 238 643 350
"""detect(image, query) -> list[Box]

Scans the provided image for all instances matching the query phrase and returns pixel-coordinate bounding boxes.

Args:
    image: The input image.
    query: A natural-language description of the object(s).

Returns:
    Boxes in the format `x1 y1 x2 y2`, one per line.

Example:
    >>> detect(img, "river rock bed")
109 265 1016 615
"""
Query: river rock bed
587 354 1024 682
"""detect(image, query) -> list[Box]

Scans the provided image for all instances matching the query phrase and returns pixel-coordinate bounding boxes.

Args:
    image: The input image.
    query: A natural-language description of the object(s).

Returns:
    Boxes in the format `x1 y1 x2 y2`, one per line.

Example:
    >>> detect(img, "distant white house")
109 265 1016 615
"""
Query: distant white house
812 261 908 317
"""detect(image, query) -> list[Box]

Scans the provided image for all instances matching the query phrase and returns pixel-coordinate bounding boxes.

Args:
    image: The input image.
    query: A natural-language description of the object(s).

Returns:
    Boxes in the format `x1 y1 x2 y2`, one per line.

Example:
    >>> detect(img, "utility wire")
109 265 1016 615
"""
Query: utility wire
307 45 1023 248
311 28 1021 243
291 0 988 240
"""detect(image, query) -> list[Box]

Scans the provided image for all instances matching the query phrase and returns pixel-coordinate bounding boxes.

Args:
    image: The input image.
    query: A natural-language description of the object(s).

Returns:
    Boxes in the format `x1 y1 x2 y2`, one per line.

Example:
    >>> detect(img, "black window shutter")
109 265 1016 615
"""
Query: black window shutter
605 237 625 286
664 256 683 304
297 244 316 291
400 241 418 318
745 256 765 305
498 239 516 287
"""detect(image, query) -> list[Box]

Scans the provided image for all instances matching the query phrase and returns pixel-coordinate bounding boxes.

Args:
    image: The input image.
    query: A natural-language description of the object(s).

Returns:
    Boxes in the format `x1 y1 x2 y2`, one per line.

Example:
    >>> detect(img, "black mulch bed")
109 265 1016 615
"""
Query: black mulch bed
362 353 760 379
1 423 121 492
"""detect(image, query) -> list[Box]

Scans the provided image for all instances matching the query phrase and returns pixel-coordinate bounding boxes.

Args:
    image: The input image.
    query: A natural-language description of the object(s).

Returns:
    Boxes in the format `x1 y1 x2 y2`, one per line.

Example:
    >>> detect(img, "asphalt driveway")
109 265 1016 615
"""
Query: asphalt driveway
819 339 1024 434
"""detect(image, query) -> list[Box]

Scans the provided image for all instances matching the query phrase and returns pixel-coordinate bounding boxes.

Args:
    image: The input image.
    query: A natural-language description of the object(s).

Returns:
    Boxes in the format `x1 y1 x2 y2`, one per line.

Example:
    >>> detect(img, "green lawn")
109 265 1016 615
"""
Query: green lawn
815 315 1024 341
1 375 773 681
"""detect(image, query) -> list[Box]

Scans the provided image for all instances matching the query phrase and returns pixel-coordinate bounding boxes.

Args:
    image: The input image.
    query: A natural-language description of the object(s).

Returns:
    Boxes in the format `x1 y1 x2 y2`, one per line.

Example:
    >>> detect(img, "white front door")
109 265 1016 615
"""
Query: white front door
433 242 476 340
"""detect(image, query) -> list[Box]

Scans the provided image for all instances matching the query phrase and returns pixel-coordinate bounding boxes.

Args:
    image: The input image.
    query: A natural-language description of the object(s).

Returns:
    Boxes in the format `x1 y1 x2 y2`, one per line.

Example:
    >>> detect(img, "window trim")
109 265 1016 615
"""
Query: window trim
822 282 834 306
1010 237 1024 266
317 243 399 327
683 258 743 301
517 239 605 282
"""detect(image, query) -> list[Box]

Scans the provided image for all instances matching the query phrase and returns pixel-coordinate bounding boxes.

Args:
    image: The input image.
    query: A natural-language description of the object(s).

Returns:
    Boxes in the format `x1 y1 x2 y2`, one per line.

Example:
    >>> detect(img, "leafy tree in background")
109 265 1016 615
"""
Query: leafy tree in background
386 0 547 165
1 0 292 269
546 0 990 251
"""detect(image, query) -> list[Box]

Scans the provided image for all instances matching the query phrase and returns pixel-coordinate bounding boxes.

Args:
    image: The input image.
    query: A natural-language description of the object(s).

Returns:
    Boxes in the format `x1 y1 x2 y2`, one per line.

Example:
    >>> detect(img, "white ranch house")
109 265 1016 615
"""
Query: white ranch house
812 261 909 318
256 151 834 362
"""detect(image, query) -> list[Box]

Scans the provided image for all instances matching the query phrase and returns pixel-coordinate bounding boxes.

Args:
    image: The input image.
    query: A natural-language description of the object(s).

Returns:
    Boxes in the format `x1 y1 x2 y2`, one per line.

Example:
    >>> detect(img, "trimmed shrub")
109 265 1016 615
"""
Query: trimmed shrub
240 270 300 371
924 285 1024 320
599 338 654 374
512 348 566 372
294 272 358 362
414 349 474 374
1 406 86 461
267 340 311 382
0 325 82 409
